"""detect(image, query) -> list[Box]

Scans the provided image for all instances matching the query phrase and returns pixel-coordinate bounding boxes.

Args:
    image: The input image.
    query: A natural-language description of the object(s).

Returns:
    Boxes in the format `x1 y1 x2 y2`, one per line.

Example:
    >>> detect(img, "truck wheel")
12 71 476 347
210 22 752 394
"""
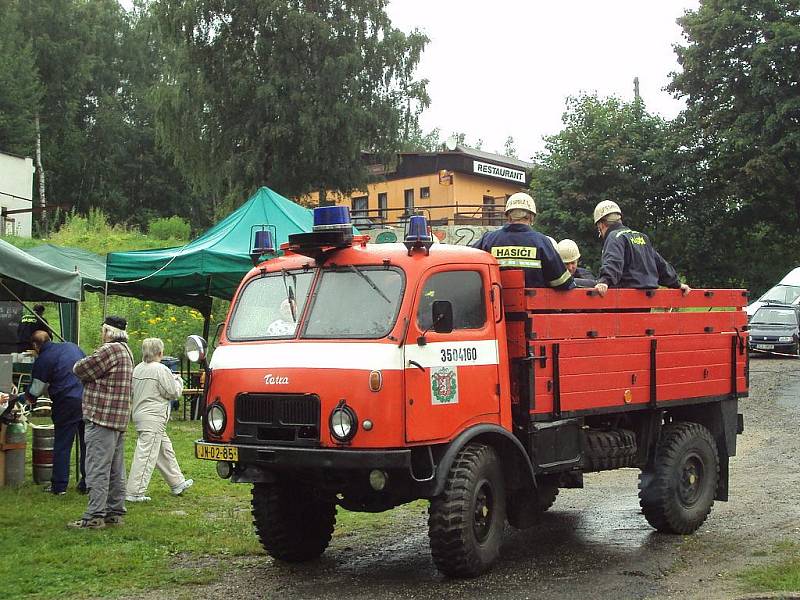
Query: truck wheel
536 483 559 512
251 482 336 562
428 443 506 578
638 422 719 534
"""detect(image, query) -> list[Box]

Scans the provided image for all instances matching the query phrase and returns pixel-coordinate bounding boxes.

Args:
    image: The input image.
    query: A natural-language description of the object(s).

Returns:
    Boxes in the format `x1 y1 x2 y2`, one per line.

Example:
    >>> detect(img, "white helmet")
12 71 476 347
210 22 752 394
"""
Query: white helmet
505 192 537 215
557 239 580 263
593 200 622 224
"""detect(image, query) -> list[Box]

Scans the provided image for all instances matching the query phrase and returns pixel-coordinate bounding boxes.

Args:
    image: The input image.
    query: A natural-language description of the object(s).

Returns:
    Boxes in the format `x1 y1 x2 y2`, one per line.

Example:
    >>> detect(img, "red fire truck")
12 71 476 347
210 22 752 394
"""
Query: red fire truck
188 208 747 578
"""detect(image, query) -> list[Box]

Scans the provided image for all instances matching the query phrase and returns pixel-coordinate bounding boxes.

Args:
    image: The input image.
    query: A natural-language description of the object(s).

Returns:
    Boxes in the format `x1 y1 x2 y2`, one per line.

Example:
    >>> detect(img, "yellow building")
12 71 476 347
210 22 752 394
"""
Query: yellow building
304 144 533 228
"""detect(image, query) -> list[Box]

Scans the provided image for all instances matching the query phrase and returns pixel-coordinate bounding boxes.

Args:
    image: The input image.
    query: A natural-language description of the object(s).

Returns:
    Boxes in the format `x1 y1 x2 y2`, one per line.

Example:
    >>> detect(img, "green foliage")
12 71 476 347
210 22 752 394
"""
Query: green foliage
0 2 42 155
150 0 429 206
669 0 800 292
149 216 190 240
533 94 678 276
738 541 800 592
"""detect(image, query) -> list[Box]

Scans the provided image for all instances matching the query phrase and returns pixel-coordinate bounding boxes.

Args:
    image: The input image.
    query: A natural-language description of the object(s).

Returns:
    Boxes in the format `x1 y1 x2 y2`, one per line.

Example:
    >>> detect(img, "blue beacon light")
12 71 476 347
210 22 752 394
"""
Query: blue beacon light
253 229 275 254
313 206 352 231
405 215 432 242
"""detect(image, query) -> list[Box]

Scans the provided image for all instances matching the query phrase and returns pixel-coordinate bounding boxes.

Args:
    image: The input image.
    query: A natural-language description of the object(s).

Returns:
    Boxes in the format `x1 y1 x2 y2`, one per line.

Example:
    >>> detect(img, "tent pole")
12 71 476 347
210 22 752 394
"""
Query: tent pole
102 281 108 321
202 312 211 341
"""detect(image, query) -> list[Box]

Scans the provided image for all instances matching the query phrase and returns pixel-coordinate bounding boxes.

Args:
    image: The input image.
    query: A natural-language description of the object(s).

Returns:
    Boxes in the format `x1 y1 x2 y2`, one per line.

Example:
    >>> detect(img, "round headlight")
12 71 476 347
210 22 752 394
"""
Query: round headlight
207 404 226 435
330 403 357 442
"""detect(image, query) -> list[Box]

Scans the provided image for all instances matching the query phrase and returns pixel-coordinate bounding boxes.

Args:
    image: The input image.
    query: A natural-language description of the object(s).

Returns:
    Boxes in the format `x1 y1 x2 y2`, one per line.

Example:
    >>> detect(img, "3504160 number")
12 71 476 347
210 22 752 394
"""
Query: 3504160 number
440 347 478 363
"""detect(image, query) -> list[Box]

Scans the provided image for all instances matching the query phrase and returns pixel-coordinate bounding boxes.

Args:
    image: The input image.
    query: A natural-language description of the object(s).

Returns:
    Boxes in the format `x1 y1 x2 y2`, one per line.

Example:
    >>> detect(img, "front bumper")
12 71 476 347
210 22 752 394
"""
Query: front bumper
748 341 796 354
195 439 412 470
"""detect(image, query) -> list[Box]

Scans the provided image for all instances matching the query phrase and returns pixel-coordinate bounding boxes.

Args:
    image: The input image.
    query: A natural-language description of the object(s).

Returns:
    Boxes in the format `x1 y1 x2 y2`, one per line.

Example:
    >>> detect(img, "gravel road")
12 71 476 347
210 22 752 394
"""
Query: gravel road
153 356 800 600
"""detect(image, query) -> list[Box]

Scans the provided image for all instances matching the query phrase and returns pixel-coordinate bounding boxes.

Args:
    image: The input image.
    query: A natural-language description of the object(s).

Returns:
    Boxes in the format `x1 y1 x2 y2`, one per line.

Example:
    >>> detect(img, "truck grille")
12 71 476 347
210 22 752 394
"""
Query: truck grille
234 393 320 445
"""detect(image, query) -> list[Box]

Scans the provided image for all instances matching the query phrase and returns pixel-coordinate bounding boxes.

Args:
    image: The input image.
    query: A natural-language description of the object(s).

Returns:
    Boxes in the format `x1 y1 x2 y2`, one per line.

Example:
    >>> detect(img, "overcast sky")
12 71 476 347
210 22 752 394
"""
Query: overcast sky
386 0 700 160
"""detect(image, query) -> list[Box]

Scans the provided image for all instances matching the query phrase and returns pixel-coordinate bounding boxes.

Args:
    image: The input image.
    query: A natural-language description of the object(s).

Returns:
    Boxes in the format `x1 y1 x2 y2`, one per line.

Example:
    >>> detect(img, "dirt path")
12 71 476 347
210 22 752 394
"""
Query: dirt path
145 357 800 600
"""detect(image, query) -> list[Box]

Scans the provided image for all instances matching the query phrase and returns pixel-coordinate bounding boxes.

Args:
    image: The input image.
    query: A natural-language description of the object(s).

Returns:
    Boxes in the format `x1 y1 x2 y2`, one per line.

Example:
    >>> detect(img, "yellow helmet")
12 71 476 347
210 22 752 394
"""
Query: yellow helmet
593 200 622 224
505 192 537 215
557 239 580 263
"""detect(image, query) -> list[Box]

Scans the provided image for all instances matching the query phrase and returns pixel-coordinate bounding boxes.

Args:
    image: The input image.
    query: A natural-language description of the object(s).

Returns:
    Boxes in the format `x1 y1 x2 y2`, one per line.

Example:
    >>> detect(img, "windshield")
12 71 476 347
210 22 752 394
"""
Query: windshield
227 270 315 340
759 284 800 305
303 267 404 338
751 307 798 326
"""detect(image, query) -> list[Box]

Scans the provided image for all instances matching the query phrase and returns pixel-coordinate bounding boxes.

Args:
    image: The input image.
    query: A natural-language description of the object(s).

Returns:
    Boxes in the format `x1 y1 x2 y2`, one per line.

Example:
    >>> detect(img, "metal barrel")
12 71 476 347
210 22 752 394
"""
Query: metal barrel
4 422 27 487
31 424 54 485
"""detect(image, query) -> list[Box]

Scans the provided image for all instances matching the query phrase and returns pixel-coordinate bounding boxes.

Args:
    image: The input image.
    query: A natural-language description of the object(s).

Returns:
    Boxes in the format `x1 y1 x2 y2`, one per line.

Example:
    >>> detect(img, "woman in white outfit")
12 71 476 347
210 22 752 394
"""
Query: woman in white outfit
126 338 193 502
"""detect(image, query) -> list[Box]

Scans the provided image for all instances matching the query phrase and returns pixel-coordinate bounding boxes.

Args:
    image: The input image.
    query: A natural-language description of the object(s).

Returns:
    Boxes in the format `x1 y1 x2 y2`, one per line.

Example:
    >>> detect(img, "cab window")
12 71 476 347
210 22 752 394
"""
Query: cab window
417 271 486 331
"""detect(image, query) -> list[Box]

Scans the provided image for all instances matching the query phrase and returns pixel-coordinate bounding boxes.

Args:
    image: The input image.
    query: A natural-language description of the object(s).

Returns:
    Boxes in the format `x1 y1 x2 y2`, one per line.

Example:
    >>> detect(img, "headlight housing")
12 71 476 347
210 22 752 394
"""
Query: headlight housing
207 403 226 435
329 402 357 442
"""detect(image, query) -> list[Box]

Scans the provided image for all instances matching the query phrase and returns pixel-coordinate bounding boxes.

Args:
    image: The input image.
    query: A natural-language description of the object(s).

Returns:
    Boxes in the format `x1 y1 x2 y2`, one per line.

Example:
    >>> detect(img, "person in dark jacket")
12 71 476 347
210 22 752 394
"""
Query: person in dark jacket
19 329 87 495
592 200 690 297
473 192 574 290
556 239 596 287
17 304 51 352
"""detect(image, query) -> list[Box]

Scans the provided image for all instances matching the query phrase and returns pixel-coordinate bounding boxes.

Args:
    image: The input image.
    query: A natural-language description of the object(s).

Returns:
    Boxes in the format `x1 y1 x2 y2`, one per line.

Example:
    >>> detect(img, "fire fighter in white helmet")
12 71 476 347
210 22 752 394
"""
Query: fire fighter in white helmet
473 192 574 290
556 239 595 287
592 200 690 297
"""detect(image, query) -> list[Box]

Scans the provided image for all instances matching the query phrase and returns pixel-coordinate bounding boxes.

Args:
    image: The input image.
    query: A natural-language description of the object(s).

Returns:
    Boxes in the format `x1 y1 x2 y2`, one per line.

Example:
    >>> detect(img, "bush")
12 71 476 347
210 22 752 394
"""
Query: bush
149 216 190 240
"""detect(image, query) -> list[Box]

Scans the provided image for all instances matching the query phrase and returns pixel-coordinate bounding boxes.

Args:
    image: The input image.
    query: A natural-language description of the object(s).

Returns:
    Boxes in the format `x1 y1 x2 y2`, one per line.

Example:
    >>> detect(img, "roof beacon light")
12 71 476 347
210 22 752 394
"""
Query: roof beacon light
403 215 434 256
313 206 352 232
250 225 278 266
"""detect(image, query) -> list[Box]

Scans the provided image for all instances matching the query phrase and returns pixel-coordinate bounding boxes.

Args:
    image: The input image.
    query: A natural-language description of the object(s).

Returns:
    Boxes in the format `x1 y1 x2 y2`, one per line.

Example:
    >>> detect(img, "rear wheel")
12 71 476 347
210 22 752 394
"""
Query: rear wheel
251 481 336 562
428 443 506 577
639 422 719 534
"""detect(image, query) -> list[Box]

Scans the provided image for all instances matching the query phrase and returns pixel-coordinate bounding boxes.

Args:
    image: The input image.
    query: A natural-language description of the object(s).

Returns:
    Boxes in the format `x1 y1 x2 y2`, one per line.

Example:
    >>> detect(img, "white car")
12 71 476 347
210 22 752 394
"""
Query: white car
746 267 800 317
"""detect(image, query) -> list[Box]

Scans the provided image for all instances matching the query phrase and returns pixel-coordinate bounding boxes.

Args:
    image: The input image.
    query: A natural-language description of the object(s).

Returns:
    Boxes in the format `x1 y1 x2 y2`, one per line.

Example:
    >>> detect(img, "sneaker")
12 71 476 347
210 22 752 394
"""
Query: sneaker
67 517 105 530
43 485 66 496
125 494 151 502
104 515 124 526
171 479 194 496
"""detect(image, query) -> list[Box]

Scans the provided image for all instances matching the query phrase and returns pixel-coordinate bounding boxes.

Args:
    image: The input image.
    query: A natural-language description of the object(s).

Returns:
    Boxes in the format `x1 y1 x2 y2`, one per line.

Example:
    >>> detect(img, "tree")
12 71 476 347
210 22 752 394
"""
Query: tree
0 3 42 156
151 0 429 212
532 94 682 275
669 0 800 291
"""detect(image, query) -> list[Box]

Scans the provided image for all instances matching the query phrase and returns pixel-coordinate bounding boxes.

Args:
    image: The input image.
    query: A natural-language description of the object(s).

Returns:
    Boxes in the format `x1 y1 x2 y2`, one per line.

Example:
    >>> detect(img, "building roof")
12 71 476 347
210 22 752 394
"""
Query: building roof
399 143 534 171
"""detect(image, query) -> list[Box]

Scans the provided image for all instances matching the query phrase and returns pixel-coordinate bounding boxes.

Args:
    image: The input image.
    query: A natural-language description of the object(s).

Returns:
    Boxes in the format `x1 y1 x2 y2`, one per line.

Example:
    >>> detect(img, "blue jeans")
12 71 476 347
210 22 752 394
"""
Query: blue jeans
52 419 86 493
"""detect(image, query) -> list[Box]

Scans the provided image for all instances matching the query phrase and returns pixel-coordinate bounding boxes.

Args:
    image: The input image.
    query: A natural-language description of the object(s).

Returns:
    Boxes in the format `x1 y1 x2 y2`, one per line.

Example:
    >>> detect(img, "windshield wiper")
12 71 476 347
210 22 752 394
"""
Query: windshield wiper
281 270 298 322
349 265 391 303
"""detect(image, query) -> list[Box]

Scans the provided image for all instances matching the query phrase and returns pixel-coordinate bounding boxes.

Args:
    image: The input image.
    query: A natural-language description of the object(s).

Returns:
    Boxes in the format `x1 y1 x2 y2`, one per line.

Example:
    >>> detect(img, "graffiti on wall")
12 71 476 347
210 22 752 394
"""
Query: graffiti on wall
363 225 497 246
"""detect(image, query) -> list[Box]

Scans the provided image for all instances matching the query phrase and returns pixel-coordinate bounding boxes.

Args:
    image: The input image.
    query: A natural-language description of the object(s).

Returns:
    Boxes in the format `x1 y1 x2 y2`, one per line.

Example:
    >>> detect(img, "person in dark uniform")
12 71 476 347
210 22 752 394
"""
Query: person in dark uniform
19 329 87 495
592 200 690 297
474 192 574 290
556 239 595 287
17 304 51 352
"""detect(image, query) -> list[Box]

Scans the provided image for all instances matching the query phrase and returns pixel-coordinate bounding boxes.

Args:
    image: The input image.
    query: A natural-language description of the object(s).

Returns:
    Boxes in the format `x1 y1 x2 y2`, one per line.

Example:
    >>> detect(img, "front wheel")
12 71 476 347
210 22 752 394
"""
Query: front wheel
639 422 719 534
428 443 506 578
251 481 336 562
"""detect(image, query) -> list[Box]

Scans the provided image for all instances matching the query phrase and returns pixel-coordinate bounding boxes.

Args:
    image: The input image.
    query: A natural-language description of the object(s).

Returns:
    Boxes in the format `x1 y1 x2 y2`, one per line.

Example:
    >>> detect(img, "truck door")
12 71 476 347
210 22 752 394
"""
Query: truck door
404 266 501 443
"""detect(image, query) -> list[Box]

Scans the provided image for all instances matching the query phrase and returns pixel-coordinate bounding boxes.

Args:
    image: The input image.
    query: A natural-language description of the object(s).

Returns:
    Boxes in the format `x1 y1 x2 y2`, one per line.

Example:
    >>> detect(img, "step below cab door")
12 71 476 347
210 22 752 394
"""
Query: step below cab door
404 265 501 443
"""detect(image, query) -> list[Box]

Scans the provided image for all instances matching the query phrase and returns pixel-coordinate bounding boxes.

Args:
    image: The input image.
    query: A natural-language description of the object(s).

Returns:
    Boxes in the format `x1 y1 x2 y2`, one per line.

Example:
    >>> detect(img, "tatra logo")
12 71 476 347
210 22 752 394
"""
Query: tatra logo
264 374 289 385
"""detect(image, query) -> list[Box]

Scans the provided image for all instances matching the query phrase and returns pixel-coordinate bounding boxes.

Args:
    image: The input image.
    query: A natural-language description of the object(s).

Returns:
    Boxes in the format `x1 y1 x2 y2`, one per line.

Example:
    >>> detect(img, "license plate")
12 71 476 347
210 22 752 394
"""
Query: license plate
755 344 774 350
195 444 238 461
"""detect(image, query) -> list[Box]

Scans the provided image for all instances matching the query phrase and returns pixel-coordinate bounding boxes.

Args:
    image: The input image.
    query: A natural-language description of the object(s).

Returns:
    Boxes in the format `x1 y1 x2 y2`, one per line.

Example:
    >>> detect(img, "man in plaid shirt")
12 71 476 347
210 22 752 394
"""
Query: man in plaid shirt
69 315 134 529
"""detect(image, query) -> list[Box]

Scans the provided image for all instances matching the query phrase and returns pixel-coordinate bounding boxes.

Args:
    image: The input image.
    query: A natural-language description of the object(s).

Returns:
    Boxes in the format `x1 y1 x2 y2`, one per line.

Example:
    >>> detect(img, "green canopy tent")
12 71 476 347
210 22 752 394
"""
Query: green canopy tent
106 187 315 300
0 239 82 344
106 187 316 336
26 244 212 314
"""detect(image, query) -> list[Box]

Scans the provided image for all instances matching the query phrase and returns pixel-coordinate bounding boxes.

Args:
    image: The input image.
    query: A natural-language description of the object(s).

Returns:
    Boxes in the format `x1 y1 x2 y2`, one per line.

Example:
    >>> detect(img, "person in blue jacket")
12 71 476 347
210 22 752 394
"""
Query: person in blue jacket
473 192 575 290
19 329 87 495
592 200 690 297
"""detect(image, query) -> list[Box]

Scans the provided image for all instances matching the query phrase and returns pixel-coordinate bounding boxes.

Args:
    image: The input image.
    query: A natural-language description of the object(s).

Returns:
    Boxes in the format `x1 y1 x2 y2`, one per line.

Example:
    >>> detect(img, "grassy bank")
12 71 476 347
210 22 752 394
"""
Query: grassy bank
0 417 403 600
738 541 800 594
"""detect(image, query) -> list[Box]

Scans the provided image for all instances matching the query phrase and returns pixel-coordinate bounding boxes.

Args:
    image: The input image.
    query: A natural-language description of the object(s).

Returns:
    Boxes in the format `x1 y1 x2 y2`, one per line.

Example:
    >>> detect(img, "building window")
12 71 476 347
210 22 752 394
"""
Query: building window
420 186 430 199
404 189 414 215
378 192 388 221
351 195 368 218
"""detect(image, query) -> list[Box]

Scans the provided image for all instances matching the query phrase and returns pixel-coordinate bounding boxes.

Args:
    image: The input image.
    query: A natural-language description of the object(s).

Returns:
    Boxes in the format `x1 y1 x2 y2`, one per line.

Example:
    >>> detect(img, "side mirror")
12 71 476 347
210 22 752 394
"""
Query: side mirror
432 301 454 334
185 335 208 363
